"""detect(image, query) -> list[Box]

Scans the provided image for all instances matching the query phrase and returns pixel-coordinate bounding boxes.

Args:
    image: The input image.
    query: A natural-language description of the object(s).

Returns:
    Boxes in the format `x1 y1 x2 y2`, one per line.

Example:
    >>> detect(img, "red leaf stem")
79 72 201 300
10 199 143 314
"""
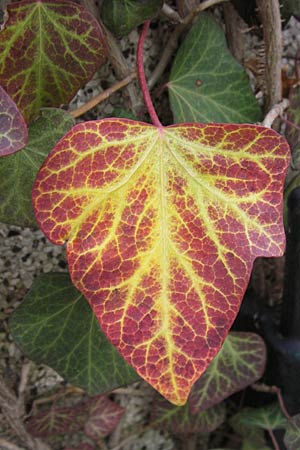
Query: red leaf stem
137 21 162 128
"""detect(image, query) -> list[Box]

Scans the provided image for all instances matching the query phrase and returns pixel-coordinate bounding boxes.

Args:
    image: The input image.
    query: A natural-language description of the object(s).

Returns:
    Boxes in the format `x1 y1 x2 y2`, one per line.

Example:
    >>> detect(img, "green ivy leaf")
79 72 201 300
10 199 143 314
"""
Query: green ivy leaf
0 0 107 123
281 0 300 19
231 403 287 432
189 332 266 412
101 0 163 36
168 13 262 123
0 108 74 227
151 398 226 434
284 414 300 450
10 272 140 394
231 414 270 448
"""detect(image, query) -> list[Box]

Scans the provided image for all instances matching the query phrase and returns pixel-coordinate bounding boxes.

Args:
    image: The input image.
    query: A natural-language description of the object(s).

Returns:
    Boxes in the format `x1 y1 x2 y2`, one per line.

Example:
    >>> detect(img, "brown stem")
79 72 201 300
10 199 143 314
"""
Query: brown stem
80 0 143 115
256 0 283 111
70 72 137 118
161 3 183 23
176 0 198 18
223 2 245 63
148 0 229 89
262 99 289 128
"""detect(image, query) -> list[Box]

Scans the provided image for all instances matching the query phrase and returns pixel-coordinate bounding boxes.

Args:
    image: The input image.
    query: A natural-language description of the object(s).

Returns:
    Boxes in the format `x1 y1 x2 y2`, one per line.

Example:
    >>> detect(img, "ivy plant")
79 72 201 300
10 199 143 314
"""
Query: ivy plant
0 0 296 448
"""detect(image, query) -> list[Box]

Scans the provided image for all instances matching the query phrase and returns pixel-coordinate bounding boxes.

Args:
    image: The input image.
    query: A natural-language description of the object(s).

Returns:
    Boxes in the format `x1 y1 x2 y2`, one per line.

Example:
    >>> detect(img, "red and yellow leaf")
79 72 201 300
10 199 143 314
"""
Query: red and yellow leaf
32 119 290 405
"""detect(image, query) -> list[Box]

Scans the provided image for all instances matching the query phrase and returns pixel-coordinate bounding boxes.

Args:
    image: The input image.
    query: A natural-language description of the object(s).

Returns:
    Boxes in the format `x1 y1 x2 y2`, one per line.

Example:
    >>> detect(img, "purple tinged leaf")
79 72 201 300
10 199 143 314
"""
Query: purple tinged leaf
151 397 226 434
189 332 266 413
26 403 88 438
84 395 125 440
0 85 27 156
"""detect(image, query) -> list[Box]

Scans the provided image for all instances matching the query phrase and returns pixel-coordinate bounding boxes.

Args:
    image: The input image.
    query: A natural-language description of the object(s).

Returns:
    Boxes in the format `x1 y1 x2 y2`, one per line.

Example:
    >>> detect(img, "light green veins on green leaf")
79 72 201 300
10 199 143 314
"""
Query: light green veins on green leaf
0 108 74 227
10 272 140 394
101 0 164 36
168 13 262 124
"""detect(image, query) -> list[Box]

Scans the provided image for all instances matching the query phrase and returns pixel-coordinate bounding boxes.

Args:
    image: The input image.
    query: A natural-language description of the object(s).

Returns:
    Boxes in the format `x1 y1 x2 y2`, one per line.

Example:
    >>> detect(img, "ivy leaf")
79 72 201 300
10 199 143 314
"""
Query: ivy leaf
284 414 300 450
84 396 124 440
26 394 123 440
231 403 287 431
32 119 289 405
0 0 107 123
151 398 226 434
230 412 271 448
26 403 88 438
168 14 262 123
101 0 163 37
0 85 27 156
189 332 266 412
10 272 140 394
0 108 74 227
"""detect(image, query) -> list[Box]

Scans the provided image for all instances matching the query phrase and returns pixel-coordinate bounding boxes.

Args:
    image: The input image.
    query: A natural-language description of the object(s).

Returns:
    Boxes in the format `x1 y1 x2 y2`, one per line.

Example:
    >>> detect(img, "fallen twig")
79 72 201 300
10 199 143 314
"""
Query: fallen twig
17 362 32 416
262 98 289 128
80 0 143 115
256 0 283 111
148 0 229 89
161 3 183 23
70 72 137 118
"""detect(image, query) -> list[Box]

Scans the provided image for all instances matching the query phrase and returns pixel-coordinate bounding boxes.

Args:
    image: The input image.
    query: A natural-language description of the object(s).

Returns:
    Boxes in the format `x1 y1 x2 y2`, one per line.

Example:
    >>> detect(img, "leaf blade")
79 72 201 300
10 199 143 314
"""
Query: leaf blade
0 85 27 156
0 108 74 227
101 0 163 36
32 119 289 405
0 0 106 122
10 272 140 393
169 14 262 123
189 332 266 412
151 399 226 434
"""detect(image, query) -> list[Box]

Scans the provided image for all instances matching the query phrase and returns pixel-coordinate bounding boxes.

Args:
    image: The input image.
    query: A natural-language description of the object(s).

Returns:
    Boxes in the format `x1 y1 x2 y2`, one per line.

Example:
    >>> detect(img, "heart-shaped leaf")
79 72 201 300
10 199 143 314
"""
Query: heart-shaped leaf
168 14 262 123
10 272 140 393
284 413 300 450
101 0 163 37
0 108 74 227
151 398 226 434
32 119 289 405
231 403 287 431
0 0 107 123
0 85 27 156
189 332 266 412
